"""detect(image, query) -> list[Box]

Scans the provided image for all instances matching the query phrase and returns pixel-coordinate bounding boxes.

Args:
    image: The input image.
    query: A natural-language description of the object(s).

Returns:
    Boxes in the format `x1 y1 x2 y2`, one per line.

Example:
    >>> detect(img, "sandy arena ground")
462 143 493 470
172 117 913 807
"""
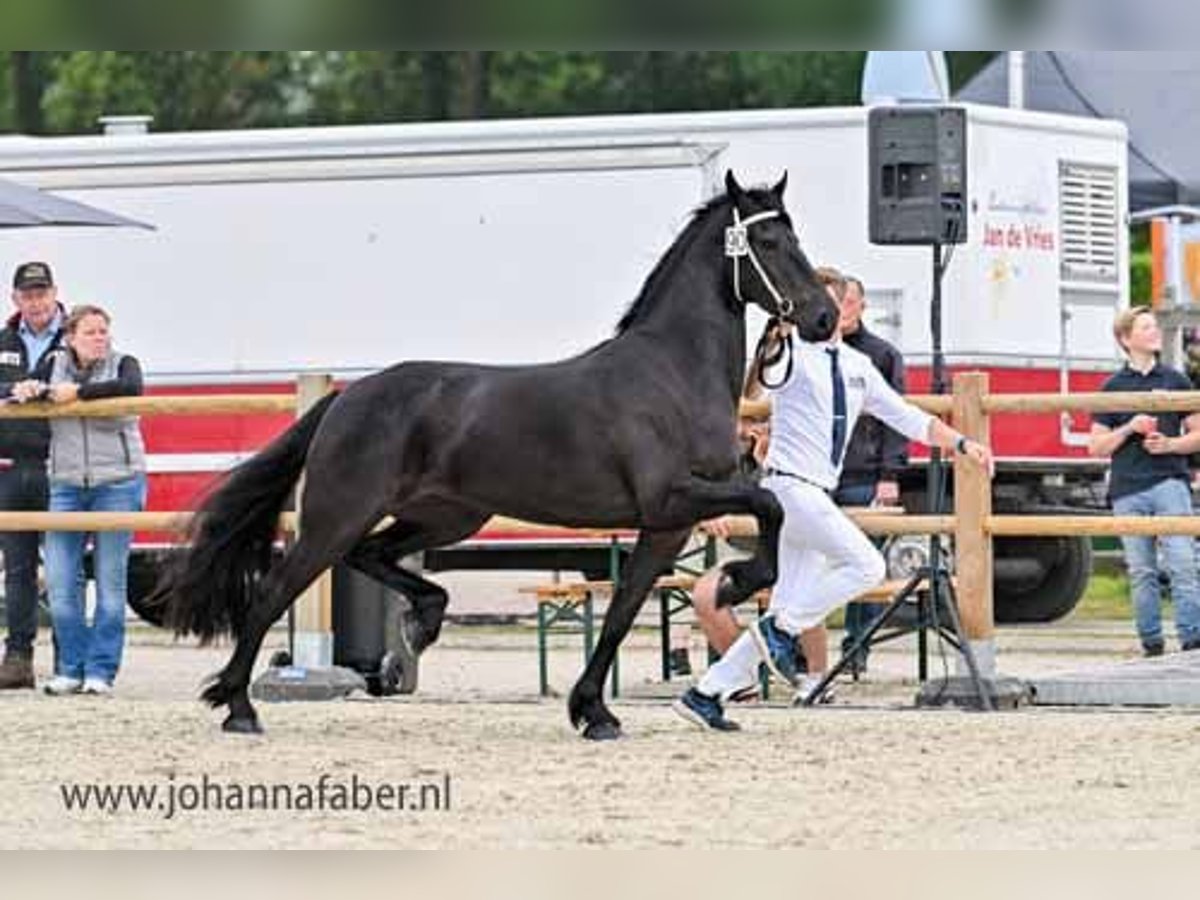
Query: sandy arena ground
1 592 1198 848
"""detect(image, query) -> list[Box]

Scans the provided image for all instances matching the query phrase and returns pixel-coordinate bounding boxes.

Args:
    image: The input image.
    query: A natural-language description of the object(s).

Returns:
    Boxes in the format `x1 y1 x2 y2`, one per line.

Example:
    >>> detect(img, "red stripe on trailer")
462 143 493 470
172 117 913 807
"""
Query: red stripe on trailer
142 383 295 454
905 364 1109 459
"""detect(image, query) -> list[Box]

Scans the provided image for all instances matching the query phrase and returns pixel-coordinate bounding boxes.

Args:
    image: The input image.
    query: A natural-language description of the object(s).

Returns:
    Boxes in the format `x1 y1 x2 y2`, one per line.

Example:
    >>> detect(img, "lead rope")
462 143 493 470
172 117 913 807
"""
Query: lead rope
754 317 793 390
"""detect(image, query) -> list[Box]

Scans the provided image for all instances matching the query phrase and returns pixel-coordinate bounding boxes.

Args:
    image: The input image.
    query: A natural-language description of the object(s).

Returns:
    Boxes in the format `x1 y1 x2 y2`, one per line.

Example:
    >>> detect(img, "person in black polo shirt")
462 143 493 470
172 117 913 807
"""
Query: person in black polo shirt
1089 307 1200 656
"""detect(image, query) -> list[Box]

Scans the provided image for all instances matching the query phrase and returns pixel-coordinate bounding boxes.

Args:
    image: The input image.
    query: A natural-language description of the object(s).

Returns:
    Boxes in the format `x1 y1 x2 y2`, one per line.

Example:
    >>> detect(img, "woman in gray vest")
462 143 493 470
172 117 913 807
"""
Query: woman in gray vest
40 305 146 696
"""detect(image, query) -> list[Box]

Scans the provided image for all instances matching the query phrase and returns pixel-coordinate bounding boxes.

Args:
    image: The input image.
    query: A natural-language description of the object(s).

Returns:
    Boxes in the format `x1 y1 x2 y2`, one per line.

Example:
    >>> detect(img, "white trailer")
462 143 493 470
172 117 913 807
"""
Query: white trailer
0 104 1129 620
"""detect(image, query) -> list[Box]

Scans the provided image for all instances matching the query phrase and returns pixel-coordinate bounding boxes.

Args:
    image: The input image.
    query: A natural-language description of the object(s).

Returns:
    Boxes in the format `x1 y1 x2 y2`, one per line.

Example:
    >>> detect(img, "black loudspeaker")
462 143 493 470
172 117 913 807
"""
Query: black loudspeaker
868 106 968 245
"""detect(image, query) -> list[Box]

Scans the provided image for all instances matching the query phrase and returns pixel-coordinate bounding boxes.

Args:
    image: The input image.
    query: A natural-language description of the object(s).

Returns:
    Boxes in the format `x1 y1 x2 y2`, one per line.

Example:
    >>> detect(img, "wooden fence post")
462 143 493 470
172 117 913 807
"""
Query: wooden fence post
292 373 335 669
952 371 994 675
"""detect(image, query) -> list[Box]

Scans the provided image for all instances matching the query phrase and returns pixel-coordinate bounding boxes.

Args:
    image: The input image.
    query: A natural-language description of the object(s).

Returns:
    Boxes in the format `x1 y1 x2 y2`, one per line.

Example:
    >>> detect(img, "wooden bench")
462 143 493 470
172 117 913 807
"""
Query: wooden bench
520 573 945 698
520 575 711 697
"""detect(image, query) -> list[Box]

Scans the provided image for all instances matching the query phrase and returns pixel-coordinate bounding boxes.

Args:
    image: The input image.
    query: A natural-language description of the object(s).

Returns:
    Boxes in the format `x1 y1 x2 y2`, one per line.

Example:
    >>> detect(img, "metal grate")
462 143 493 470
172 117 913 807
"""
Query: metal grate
1059 161 1119 284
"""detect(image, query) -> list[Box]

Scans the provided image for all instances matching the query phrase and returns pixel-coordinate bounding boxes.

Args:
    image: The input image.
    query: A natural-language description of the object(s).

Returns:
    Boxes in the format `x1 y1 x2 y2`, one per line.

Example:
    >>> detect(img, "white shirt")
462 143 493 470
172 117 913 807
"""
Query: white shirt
764 339 933 490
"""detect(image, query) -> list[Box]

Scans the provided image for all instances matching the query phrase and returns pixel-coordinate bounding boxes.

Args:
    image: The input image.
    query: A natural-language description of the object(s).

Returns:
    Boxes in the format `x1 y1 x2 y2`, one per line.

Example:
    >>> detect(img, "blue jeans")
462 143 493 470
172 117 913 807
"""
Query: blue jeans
45 474 146 683
0 464 48 656
834 482 886 654
1112 478 1200 649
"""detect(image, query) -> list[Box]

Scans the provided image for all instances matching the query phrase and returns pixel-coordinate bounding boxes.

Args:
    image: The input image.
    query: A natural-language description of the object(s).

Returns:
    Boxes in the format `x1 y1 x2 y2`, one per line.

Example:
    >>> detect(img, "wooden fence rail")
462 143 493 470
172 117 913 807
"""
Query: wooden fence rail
5 510 1195 540
742 395 953 419
0 394 296 418
983 390 1200 415
0 510 953 537
740 389 1200 420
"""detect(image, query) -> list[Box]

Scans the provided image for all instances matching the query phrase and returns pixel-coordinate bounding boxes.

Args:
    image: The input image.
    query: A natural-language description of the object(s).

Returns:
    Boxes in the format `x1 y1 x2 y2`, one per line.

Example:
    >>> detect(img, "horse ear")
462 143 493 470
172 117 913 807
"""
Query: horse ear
771 171 788 200
725 170 746 204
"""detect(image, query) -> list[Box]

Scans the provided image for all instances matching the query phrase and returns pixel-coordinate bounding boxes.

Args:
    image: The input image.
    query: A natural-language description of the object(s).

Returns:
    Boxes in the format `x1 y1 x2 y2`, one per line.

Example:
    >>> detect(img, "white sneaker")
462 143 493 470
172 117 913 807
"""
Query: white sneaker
81 678 113 696
43 675 83 696
792 675 836 707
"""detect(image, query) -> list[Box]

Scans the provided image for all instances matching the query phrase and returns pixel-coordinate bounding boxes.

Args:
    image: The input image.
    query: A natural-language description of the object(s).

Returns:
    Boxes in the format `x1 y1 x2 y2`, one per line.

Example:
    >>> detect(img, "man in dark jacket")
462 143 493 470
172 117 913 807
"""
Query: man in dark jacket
0 262 66 689
834 275 907 674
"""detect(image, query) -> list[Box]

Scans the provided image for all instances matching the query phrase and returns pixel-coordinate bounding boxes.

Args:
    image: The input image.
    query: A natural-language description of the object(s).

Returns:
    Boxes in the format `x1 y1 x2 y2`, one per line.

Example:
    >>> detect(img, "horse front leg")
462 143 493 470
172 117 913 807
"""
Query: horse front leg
568 527 691 741
659 476 785 609
713 483 784 609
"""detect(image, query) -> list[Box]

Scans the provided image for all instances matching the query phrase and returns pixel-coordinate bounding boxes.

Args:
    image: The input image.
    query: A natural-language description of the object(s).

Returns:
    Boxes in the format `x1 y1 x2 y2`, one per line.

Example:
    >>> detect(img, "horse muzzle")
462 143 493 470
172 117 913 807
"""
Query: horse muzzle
795 307 837 342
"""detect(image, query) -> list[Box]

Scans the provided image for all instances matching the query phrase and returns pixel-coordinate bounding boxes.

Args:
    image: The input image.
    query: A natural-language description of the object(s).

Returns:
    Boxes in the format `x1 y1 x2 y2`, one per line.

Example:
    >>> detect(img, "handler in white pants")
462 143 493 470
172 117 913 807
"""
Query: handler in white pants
766 474 887 640
673 322 993 732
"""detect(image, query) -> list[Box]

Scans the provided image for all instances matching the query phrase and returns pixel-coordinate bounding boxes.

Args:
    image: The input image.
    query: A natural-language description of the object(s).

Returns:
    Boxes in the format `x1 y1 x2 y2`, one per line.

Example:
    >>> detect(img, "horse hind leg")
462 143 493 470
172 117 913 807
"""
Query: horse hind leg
346 546 448 652
204 521 373 734
342 512 489 690
343 554 446 696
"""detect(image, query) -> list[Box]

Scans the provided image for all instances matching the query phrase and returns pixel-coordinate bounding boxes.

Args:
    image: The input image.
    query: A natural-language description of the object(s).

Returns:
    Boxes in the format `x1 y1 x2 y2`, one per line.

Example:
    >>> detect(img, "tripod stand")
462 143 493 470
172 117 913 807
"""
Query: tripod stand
798 242 994 710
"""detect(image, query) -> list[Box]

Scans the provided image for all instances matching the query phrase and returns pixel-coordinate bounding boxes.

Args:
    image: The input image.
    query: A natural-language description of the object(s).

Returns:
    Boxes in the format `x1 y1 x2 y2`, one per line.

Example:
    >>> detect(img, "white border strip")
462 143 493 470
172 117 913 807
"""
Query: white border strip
145 452 251 474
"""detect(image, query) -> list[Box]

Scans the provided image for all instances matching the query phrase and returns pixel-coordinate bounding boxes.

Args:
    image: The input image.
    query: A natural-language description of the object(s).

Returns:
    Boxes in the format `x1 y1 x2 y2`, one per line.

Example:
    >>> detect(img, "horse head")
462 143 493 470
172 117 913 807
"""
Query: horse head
724 170 838 343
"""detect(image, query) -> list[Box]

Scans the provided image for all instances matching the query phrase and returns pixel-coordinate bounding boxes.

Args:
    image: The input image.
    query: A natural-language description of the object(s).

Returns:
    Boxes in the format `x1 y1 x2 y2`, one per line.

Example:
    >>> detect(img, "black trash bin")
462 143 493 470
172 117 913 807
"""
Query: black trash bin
332 564 409 696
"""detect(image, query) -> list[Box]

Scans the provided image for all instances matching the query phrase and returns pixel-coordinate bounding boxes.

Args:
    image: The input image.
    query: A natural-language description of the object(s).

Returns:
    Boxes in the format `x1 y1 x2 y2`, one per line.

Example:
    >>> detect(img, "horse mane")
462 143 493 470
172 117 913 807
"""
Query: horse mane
614 187 779 334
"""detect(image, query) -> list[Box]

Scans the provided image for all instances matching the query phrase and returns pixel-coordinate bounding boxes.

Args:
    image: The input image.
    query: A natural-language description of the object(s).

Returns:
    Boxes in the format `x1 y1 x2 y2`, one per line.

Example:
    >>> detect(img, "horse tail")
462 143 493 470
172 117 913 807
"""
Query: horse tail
148 391 340 643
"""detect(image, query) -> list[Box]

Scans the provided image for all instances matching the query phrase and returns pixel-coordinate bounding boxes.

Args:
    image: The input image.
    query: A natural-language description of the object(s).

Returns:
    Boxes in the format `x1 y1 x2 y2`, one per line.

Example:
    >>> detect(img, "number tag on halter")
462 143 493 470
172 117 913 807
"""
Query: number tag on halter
725 225 749 258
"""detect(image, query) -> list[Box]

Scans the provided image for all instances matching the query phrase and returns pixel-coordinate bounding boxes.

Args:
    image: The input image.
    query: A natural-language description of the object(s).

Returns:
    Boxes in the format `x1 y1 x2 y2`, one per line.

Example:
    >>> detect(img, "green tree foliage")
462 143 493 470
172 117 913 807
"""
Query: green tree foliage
6 51 997 136
0 51 66 133
481 52 872 118
297 52 426 125
297 51 878 125
40 52 297 134
947 52 997 92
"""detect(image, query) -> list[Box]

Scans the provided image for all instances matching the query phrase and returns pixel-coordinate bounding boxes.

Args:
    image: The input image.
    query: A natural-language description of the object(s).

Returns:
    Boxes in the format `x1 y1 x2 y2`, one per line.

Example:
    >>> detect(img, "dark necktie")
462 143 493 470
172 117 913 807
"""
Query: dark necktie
827 347 847 466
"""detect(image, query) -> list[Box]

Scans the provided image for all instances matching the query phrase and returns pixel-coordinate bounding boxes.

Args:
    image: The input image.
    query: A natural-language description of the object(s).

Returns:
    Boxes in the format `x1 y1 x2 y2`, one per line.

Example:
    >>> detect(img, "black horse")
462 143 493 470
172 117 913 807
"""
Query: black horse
149 171 837 739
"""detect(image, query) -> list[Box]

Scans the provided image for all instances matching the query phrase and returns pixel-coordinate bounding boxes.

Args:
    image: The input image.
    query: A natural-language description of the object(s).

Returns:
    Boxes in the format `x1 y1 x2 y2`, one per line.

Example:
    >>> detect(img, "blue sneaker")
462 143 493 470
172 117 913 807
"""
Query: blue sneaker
751 615 800 687
671 688 741 732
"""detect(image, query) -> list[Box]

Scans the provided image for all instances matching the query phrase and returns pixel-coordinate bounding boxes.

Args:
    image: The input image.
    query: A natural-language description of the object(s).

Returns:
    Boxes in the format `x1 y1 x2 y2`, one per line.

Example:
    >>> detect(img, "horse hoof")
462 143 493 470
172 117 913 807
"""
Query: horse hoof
582 721 622 741
221 714 263 735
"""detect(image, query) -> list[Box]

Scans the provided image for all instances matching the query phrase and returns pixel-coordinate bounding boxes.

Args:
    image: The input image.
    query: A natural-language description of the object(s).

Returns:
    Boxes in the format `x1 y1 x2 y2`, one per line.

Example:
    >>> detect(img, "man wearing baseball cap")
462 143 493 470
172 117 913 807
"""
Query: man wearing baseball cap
0 261 66 689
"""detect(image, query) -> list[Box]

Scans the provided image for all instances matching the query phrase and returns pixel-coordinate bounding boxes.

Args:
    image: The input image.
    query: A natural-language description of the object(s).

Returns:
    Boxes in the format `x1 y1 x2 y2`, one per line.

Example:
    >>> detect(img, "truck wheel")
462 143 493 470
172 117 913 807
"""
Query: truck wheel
994 536 1091 623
